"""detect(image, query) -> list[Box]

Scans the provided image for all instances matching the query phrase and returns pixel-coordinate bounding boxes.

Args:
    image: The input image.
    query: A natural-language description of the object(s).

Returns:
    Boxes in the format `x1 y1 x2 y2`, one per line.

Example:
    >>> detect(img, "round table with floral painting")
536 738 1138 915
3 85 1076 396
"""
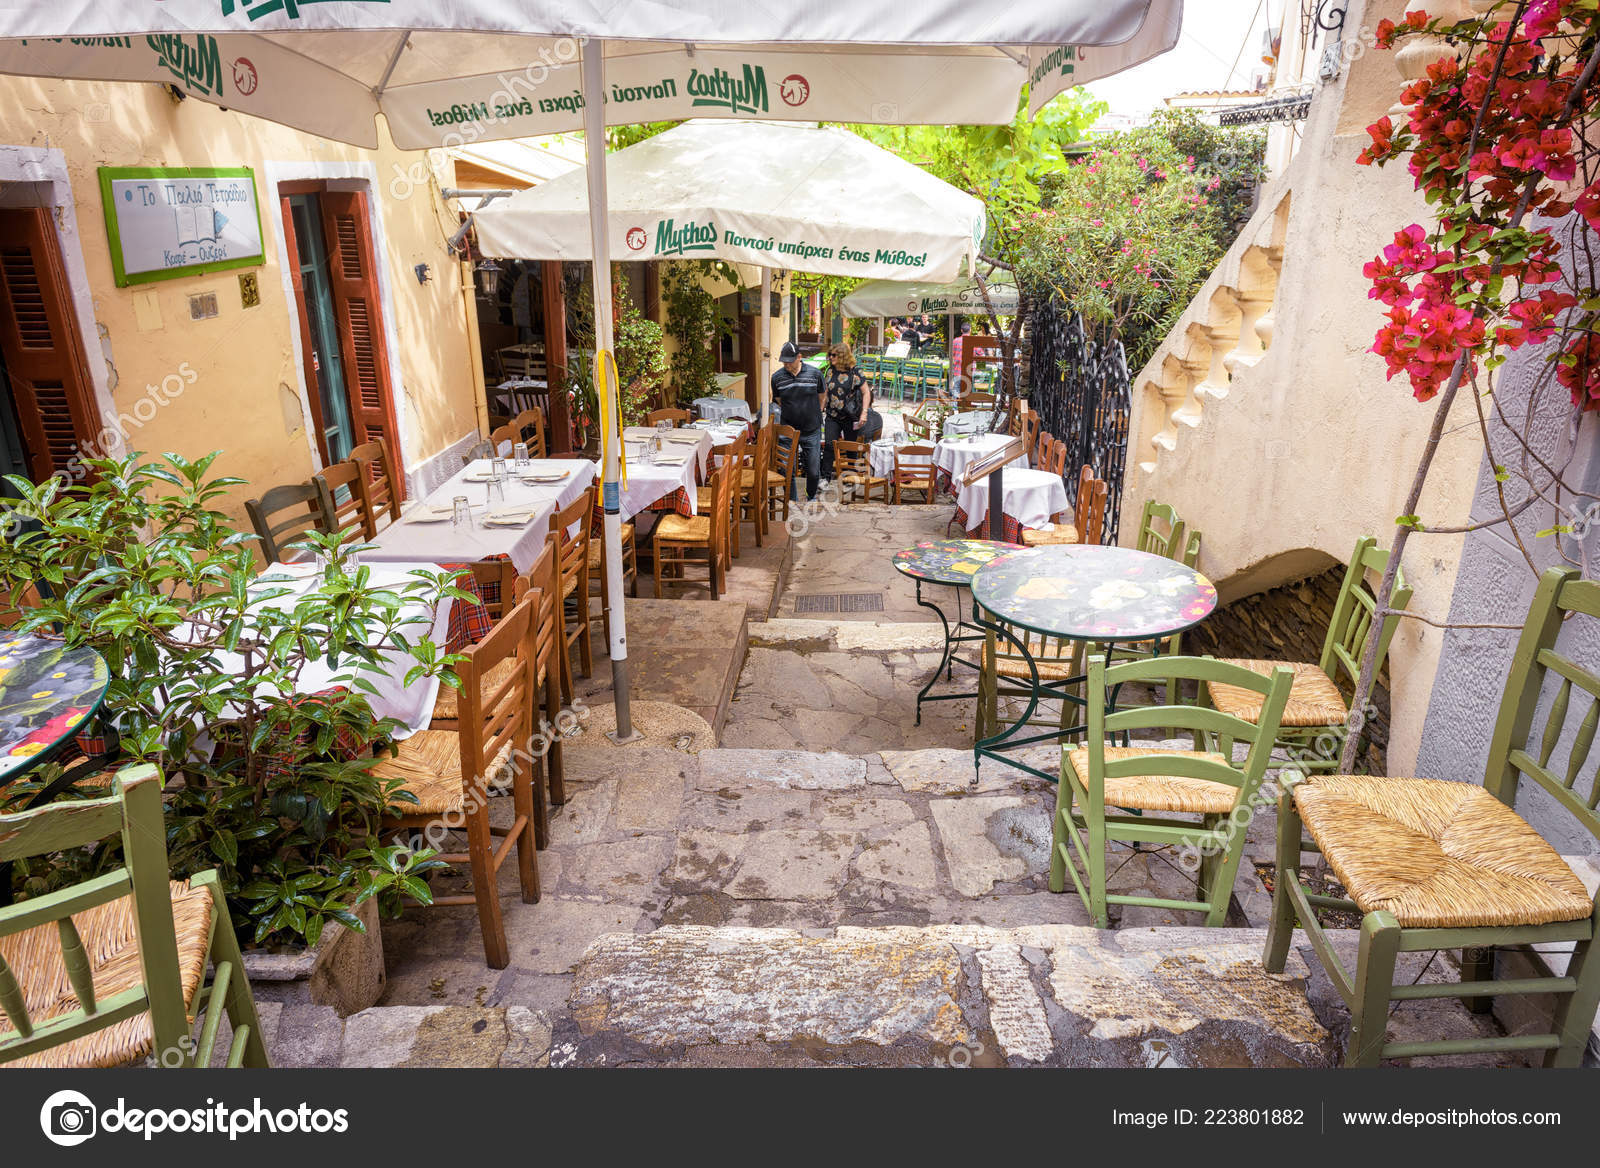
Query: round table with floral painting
0 634 110 788
892 539 1023 725
968 544 1217 785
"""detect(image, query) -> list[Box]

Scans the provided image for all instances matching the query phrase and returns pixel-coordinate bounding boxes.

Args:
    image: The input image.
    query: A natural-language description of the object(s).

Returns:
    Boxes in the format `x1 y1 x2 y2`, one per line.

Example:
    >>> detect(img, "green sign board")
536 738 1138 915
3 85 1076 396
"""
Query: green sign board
98 166 266 287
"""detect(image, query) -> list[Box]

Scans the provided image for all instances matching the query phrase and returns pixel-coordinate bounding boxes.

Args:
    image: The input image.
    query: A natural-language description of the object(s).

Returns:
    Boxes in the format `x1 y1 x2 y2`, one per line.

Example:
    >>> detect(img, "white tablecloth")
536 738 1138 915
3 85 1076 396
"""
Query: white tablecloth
613 443 700 520
955 467 1069 535
626 425 713 478
694 395 754 423
868 439 933 480
943 410 999 438
232 561 453 738
935 432 1028 488
365 459 596 573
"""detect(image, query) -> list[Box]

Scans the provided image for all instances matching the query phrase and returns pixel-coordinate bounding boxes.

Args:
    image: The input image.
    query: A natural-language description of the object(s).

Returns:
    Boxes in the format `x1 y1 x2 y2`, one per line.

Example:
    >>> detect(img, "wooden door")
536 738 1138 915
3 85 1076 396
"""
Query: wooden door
0 209 97 481
317 190 402 473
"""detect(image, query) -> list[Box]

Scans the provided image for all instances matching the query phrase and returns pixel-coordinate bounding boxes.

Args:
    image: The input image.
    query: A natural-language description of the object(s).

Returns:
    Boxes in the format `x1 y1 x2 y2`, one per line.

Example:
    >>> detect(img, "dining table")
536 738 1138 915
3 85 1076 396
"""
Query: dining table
969 544 1218 785
952 467 1068 543
891 539 1024 725
942 409 999 438
868 436 934 480
934 431 1028 495
617 429 703 520
364 458 596 574
692 394 754 423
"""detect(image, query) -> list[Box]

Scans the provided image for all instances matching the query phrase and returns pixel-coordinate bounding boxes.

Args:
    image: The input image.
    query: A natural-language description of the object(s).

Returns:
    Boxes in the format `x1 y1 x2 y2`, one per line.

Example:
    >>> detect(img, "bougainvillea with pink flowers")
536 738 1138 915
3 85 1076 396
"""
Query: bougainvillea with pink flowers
1359 1 1600 410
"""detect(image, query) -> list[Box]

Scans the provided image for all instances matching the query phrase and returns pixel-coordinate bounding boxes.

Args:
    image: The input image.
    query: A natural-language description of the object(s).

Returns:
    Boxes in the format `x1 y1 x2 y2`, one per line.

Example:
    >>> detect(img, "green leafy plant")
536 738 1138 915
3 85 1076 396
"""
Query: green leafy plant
662 259 739 405
612 273 668 425
0 451 470 949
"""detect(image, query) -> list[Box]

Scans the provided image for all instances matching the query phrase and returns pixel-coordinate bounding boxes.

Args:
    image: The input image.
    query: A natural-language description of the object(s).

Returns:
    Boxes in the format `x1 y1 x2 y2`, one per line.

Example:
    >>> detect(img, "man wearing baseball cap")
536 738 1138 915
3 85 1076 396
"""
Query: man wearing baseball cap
771 340 825 501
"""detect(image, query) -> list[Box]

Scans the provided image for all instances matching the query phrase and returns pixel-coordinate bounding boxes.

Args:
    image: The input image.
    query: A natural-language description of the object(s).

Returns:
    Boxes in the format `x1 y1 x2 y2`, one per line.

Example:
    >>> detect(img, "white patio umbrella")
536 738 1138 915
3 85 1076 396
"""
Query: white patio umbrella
0 1 1185 739
472 119 988 419
840 276 1020 317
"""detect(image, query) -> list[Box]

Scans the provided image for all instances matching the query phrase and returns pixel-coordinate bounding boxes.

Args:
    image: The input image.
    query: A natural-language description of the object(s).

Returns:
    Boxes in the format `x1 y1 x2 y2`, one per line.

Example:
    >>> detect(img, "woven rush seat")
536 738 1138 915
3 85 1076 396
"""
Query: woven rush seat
371 730 513 817
0 880 212 1069
431 658 520 722
1021 523 1079 547
1065 746 1237 815
1209 659 1348 727
1294 775 1594 928
982 640 1078 682
656 513 711 542
586 521 634 570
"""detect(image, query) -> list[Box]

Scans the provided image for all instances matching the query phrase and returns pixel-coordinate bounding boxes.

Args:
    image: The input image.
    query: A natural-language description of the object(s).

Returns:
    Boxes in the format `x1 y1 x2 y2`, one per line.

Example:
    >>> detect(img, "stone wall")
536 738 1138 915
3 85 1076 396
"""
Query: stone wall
1182 565 1393 771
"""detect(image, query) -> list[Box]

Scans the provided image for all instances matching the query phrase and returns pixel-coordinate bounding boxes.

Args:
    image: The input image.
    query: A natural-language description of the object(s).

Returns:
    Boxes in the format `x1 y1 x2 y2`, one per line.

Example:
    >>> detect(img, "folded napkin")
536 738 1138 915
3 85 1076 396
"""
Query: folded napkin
653 455 689 466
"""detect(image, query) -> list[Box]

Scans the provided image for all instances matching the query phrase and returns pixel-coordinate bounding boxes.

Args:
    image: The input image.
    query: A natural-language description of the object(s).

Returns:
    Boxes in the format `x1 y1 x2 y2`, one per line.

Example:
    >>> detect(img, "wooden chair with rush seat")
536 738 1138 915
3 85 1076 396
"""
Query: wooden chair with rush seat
1202 535 1412 774
834 439 887 503
737 422 775 548
551 486 597 698
656 455 735 600
695 434 747 559
316 459 376 542
766 424 800 523
1265 566 1600 1067
370 591 543 968
1022 465 1105 548
892 444 938 504
589 507 638 644
1054 655 1295 928
0 765 271 1067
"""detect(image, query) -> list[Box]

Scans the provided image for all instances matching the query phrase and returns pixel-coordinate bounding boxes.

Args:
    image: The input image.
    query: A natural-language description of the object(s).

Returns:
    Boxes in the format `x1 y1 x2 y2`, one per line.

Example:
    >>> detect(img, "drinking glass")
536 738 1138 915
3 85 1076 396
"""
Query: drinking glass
452 495 471 527
513 441 529 470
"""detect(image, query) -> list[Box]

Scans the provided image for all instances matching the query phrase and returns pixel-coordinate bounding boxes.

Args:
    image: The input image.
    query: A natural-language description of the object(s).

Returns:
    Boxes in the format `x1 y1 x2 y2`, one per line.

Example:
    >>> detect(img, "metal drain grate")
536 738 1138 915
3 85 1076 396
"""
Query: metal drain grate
795 592 884 613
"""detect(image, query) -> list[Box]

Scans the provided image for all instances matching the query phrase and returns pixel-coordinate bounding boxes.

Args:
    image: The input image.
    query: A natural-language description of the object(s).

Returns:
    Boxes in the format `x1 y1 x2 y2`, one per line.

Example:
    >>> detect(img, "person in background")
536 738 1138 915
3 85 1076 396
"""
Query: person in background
821 342 869 480
900 318 922 353
772 340 825 501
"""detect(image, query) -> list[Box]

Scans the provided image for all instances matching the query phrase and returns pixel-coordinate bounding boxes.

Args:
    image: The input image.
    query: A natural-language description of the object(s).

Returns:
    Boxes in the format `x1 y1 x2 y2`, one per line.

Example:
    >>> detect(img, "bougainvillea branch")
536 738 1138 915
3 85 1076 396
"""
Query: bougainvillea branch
1340 1 1600 771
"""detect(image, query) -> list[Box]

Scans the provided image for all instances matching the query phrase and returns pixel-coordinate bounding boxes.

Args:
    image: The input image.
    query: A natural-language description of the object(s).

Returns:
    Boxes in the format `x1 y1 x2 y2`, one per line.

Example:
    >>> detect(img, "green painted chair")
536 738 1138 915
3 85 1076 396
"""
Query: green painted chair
0 765 270 1069
1265 566 1600 1068
1110 502 1202 702
1053 654 1295 927
1204 535 1412 773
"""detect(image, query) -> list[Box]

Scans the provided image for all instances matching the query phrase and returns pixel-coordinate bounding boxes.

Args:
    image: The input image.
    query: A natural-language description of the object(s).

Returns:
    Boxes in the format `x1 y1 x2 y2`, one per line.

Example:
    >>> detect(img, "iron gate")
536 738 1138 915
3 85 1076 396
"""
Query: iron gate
1025 296 1131 544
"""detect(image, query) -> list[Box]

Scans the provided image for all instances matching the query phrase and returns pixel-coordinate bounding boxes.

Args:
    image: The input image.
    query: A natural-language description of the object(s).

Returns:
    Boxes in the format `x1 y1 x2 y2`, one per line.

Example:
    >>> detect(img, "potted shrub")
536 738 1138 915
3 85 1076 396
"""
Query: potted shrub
0 451 469 1010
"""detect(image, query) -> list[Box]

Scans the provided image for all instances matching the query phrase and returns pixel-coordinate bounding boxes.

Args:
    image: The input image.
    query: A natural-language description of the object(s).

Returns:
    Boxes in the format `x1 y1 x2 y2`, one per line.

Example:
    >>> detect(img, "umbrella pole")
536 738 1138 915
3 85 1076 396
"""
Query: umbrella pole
581 39 638 742
759 268 771 423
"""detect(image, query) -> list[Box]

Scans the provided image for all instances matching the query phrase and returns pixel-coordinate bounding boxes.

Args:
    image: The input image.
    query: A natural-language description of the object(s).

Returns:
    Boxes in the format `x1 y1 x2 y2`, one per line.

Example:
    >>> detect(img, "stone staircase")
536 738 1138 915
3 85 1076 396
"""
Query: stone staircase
235 731 1588 1069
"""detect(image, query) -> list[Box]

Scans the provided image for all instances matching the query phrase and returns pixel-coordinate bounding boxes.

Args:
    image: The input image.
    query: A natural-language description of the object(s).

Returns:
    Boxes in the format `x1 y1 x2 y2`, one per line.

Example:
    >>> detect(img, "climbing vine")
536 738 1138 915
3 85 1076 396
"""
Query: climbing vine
662 260 739 406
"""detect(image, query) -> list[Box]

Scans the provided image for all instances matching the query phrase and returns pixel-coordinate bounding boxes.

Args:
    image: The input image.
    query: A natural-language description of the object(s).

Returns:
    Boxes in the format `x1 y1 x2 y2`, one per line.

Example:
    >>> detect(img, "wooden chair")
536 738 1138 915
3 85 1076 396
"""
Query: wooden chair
371 593 542 968
1266 565 1600 1067
1019 407 1042 462
349 437 403 530
1022 465 1104 547
647 407 691 427
767 423 800 523
892 444 938 504
513 407 547 458
429 548 565 846
1203 535 1412 774
551 486 596 697
903 411 934 444
737 422 775 548
0 765 270 1067
834 439 887 503
655 457 734 599
316 458 375 541
245 481 333 564
1054 655 1295 928
696 435 747 559
490 421 520 457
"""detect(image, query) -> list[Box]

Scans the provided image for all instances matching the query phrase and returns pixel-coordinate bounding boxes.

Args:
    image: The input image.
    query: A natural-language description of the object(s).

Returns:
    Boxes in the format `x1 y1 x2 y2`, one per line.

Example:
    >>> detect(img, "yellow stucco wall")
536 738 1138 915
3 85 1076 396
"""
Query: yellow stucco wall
1119 0 1485 773
0 75 480 524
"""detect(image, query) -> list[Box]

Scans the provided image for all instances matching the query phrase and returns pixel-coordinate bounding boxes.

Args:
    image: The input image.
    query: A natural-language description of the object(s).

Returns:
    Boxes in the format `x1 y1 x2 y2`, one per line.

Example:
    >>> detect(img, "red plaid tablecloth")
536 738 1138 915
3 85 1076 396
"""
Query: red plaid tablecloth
950 504 1027 544
649 486 694 516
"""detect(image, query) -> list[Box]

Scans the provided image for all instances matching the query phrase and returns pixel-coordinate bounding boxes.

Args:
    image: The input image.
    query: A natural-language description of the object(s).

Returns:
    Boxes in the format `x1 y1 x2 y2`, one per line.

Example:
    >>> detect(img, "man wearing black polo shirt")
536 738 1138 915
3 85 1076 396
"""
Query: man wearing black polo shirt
771 340 825 501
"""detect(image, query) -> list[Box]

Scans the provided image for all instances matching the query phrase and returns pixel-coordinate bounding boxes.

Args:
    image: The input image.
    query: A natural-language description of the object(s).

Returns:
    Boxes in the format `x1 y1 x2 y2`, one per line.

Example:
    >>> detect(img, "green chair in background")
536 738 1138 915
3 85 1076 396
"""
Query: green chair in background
1053 654 1294 927
0 766 270 1069
1109 501 1203 703
1265 566 1600 1067
1204 535 1411 773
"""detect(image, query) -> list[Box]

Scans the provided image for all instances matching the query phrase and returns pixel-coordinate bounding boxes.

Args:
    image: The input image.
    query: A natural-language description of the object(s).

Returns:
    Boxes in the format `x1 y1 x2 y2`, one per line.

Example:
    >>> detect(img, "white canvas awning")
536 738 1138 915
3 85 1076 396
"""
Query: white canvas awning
841 276 1019 318
0 3 1183 148
473 121 985 283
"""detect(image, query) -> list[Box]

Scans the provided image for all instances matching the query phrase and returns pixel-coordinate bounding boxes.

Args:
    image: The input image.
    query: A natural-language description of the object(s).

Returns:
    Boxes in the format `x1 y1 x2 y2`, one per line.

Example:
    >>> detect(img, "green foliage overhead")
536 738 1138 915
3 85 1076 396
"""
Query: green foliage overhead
662 259 741 405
